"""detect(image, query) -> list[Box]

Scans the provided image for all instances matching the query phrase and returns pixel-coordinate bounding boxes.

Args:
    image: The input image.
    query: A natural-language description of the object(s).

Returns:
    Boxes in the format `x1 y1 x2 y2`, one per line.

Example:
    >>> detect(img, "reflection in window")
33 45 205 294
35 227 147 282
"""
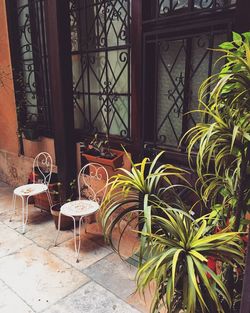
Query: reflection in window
15 0 51 132
70 0 131 140
156 32 227 147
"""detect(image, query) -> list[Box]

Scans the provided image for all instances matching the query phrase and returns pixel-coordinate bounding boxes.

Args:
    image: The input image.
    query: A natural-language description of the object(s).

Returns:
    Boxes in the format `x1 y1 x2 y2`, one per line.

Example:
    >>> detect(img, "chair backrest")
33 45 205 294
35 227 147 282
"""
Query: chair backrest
32 152 53 185
78 163 108 204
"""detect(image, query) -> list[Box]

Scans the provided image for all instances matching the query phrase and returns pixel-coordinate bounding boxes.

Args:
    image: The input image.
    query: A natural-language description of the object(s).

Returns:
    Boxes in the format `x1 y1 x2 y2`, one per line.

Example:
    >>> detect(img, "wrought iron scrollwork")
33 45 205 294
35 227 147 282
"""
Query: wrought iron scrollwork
15 0 51 133
155 32 226 147
70 0 131 140
159 0 236 16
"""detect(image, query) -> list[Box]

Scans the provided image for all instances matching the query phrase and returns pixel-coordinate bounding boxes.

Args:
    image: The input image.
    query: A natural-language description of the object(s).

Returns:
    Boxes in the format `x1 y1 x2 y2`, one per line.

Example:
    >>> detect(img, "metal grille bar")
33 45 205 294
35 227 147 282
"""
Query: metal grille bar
70 0 131 141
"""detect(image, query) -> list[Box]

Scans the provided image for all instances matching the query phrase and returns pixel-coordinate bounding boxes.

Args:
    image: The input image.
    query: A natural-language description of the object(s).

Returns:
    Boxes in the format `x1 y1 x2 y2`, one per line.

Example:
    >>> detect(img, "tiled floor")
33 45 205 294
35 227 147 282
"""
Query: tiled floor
0 181 151 313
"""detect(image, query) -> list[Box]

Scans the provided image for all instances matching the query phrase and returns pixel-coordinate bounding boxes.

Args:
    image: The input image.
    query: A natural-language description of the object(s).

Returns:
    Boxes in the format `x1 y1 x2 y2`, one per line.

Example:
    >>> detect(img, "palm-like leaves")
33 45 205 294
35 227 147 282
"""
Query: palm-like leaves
183 32 250 226
136 209 244 313
101 151 188 251
185 32 250 173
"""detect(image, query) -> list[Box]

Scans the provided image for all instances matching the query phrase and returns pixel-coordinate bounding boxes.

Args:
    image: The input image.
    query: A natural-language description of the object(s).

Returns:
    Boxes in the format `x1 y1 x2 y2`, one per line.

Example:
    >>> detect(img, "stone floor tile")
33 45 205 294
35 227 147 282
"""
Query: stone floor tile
3 204 51 232
0 280 35 313
19 217 73 250
49 234 111 271
126 282 164 313
83 253 137 300
0 223 32 258
0 244 89 312
43 281 140 313
78 222 107 247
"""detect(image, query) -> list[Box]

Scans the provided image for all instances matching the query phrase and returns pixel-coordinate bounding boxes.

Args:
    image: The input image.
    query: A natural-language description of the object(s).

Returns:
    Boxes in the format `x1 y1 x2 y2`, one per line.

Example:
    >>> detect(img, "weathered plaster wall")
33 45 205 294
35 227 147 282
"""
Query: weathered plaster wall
0 1 56 186
0 0 19 154
23 138 56 165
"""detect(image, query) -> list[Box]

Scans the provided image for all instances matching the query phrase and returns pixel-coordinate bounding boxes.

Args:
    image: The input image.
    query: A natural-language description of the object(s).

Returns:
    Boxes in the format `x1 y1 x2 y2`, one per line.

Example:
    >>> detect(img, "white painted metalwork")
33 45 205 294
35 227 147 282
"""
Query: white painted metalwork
10 152 53 234
54 163 108 262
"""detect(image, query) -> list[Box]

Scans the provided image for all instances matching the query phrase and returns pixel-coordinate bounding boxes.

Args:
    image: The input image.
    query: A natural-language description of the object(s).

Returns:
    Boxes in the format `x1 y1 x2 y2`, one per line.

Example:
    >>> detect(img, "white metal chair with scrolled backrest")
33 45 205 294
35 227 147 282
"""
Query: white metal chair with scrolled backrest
11 152 53 234
54 162 108 262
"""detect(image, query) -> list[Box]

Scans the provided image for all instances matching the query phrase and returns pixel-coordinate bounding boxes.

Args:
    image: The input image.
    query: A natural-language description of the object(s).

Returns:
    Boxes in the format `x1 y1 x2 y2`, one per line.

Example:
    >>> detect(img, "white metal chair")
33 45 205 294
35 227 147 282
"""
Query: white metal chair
11 152 53 233
54 162 108 262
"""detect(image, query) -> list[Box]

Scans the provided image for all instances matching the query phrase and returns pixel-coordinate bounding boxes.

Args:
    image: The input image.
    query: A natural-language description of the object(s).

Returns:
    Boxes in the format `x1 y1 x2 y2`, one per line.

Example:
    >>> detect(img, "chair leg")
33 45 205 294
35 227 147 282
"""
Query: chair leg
72 217 78 261
9 193 17 222
22 196 30 234
46 190 53 209
21 196 26 234
75 216 85 263
54 212 62 246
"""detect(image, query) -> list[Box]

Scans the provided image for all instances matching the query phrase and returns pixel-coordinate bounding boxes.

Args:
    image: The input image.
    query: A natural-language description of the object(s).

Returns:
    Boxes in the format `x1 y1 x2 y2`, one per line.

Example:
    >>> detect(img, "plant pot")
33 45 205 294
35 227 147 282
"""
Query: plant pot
23 128 40 140
51 204 74 230
82 148 124 169
34 182 59 211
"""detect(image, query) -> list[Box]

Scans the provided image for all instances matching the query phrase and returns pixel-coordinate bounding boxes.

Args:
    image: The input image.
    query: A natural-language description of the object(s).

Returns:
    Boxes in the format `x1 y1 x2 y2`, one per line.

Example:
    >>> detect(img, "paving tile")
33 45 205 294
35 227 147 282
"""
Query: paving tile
0 244 89 312
3 203 51 232
22 218 73 250
0 280 35 313
78 222 107 247
0 223 32 258
43 281 140 313
83 253 137 300
49 234 111 271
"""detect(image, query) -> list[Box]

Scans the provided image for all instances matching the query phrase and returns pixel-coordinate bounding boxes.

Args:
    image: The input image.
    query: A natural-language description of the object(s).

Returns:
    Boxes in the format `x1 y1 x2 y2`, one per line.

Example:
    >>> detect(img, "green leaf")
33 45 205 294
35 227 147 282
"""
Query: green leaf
233 32 242 46
243 32 250 44
219 42 235 50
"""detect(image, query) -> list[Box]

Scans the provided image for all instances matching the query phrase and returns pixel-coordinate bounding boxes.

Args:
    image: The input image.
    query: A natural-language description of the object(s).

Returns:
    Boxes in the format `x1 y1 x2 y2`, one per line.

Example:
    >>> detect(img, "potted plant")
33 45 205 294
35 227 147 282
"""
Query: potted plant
100 151 245 313
101 150 189 249
100 32 250 313
183 31 250 310
50 180 77 230
81 134 124 169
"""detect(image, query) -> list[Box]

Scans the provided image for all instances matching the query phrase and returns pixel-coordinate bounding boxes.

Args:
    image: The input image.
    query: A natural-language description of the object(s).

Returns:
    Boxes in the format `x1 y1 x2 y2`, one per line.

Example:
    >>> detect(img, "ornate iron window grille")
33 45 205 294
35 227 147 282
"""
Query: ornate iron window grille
10 0 52 137
69 0 131 141
142 1 235 152
157 0 237 18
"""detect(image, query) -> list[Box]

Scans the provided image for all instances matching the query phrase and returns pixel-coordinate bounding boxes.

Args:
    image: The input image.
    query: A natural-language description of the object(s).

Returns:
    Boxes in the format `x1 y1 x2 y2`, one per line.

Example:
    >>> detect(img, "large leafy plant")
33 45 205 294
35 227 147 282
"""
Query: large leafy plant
136 209 244 313
101 32 249 313
183 31 250 311
101 151 188 251
184 32 250 231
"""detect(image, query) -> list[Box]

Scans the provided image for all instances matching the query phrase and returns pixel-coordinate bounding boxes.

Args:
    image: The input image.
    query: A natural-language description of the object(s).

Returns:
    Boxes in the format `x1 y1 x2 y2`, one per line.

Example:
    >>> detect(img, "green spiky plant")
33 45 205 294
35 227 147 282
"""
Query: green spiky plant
184 32 250 231
101 151 245 313
136 209 244 313
101 150 189 252
101 32 250 313
183 31 250 312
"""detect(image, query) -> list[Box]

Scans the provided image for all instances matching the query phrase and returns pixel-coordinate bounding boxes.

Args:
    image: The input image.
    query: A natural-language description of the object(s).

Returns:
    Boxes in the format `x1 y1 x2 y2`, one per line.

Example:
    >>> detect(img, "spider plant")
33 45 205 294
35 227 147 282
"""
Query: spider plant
136 208 245 313
183 32 250 231
101 150 190 251
182 32 250 311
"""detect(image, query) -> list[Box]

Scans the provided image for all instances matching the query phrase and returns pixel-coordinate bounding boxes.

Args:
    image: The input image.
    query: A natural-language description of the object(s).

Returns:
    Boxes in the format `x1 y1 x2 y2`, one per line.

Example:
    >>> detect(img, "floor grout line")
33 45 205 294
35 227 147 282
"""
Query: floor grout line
0 277 36 312
0 186 146 313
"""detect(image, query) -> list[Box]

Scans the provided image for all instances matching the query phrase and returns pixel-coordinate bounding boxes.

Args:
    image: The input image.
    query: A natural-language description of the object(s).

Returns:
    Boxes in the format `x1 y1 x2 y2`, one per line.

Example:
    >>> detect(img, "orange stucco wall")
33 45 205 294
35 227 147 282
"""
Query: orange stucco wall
0 0 19 154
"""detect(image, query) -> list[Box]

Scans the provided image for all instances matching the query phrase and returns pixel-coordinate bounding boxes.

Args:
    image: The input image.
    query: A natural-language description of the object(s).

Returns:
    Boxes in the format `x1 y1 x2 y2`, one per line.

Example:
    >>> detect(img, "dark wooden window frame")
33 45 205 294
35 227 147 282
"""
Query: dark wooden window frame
71 0 143 158
141 0 240 166
6 0 53 143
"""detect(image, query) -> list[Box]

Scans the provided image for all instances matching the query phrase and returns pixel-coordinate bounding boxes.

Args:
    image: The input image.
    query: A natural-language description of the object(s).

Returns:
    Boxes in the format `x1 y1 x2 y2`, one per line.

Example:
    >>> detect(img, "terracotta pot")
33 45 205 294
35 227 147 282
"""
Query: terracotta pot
82 148 124 169
51 204 74 230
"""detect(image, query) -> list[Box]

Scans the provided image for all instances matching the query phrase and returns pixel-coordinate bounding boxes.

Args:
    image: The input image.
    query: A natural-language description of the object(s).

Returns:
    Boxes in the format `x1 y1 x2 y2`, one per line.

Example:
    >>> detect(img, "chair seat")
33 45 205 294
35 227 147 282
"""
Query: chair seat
60 200 99 217
14 183 48 197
